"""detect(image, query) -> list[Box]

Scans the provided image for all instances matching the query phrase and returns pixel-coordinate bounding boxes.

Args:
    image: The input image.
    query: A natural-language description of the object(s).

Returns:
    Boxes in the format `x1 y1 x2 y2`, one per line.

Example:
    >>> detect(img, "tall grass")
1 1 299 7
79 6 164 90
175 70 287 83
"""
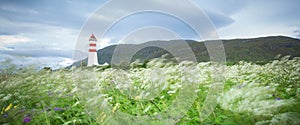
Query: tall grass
0 57 299 124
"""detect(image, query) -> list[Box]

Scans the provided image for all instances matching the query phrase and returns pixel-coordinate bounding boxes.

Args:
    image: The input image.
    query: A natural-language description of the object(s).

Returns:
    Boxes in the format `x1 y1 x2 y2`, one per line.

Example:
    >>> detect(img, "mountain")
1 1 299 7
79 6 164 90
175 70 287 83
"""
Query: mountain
70 36 300 67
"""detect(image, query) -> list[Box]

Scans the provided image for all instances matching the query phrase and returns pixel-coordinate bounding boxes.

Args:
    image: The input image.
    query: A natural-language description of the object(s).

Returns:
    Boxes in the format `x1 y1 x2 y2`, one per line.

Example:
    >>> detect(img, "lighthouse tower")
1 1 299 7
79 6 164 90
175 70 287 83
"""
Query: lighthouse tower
87 34 99 66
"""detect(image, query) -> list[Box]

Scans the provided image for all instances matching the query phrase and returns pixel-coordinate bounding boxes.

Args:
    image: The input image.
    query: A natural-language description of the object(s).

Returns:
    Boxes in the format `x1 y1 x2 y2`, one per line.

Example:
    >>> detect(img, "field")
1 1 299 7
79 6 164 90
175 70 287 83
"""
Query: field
0 57 300 125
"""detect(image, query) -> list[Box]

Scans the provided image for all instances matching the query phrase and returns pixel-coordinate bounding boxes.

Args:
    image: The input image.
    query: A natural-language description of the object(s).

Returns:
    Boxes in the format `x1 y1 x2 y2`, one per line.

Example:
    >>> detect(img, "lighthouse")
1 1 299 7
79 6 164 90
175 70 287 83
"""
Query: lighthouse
87 34 99 66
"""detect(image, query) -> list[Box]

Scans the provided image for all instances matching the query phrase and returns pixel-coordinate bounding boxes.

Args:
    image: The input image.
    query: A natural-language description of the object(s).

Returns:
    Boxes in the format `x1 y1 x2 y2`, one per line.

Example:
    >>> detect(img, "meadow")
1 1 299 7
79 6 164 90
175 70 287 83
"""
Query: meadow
0 56 300 125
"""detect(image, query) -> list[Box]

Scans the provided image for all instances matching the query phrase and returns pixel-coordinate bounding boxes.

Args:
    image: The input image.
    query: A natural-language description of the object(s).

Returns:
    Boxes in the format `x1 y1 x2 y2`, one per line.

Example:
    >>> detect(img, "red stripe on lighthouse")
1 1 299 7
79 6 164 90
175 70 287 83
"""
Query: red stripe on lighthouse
89 49 97 52
89 43 96 47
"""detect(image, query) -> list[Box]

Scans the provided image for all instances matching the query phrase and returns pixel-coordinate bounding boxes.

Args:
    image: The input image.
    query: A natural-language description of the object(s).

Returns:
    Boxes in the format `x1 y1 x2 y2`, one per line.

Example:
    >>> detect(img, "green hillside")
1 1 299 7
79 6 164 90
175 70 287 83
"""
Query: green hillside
71 36 300 67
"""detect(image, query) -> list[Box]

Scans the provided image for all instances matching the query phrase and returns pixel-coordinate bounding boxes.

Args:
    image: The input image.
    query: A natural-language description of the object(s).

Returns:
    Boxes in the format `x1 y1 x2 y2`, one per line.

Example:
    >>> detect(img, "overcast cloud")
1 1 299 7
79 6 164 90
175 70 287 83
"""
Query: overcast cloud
0 0 299 69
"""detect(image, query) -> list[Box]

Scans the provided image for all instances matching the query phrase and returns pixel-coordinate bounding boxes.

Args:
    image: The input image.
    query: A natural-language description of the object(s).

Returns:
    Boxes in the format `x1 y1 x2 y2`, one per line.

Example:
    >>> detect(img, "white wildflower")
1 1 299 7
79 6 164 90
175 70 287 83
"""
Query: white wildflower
2 94 12 101
143 105 151 113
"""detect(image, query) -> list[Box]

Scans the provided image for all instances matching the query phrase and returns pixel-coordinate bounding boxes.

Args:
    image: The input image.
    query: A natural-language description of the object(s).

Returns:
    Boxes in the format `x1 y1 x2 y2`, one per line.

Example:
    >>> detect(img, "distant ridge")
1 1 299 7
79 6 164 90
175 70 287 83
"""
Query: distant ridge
70 36 300 67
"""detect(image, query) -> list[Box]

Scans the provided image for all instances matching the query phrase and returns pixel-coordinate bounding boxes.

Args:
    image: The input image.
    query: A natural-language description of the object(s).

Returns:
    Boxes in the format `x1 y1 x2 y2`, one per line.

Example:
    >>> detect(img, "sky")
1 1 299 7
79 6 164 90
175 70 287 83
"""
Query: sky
0 0 299 69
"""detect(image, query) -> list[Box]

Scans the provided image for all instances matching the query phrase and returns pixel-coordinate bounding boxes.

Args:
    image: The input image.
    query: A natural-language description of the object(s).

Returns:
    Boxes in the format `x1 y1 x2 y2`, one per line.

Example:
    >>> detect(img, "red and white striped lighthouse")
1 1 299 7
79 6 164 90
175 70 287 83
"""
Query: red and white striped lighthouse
87 33 99 66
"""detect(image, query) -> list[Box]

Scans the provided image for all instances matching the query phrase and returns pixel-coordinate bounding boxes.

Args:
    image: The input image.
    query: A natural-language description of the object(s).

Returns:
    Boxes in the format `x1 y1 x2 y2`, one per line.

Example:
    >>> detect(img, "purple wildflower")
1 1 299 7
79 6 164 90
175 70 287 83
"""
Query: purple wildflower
19 109 26 113
23 117 31 123
54 107 62 111
157 115 162 119
30 109 35 113
48 90 53 97
2 113 8 118
275 98 281 100
237 84 245 89
45 107 50 111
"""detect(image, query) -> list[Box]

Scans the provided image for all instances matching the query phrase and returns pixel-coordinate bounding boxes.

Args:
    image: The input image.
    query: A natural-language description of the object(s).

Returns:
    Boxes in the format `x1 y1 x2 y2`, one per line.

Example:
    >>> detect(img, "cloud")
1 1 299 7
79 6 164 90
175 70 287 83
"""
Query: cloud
0 53 73 69
0 24 77 70
75 0 235 58
0 5 39 15
192 0 248 15
0 0 106 31
293 28 300 38
204 10 234 28
0 1 84 68
0 48 73 58
99 38 111 49
217 0 300 39
0 35 32 49
1 0 300 69
120 27 180 44
59 58 74 67
0 18 79 58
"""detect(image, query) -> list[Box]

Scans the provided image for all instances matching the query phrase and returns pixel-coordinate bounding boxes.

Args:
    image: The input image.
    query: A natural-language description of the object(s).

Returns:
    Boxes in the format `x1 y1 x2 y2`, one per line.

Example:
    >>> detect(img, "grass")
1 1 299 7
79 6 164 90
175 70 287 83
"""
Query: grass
0 57 300 124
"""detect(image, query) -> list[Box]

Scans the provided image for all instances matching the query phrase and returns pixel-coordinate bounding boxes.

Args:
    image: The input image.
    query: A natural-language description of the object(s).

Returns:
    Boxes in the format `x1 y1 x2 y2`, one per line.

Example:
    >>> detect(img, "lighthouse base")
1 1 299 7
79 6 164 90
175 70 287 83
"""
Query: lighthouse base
87 52 99 66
